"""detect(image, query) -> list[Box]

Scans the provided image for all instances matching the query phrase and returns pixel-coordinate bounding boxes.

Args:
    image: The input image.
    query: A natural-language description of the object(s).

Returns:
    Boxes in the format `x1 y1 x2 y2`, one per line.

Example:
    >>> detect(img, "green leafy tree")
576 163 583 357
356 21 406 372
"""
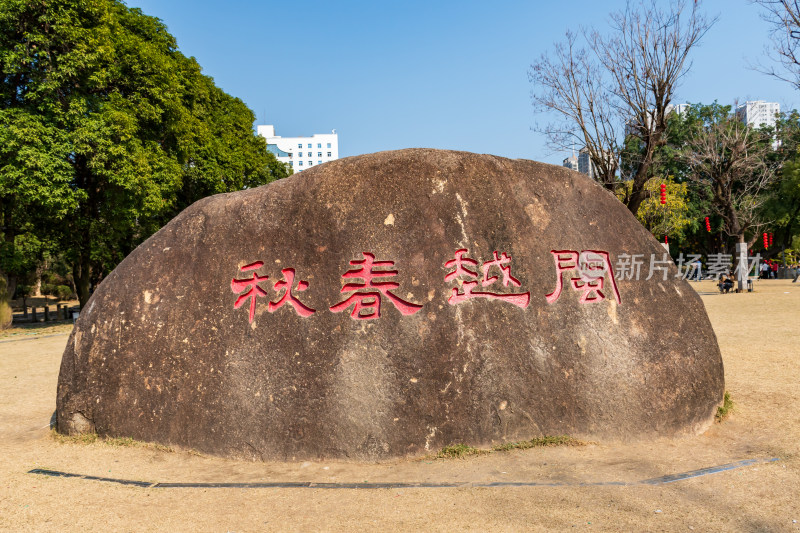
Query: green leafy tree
0 0 289 305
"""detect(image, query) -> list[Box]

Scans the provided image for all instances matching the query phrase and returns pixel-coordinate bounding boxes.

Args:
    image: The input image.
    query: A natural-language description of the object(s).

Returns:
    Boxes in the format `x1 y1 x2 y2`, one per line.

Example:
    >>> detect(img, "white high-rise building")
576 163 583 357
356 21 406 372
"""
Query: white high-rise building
577 147 596 180
736 101 780 129
562 154 578 171
257 125 339 172
667 103 692 116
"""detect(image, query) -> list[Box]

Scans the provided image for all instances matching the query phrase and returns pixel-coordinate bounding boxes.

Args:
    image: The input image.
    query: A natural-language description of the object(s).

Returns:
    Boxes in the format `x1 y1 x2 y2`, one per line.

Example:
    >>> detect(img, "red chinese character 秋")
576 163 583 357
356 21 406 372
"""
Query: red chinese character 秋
444 249 530 308
545 250 621 305
231 261 269 322
232 262 316 322
268 268 316 317
330 252 423 320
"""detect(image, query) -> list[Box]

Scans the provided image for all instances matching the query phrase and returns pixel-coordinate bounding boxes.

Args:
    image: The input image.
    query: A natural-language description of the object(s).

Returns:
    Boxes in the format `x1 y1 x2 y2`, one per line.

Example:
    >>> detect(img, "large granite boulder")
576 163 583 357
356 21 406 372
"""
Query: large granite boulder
57 149 724 460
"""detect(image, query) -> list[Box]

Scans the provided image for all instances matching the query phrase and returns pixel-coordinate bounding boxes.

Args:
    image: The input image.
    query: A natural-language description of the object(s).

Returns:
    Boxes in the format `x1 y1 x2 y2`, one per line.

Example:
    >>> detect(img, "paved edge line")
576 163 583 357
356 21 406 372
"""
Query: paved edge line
27 457 779 489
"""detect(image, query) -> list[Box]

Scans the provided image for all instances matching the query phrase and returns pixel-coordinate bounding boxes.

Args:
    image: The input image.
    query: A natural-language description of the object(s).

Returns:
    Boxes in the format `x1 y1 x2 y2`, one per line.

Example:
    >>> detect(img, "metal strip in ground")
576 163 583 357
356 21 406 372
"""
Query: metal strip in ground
27 457 778 489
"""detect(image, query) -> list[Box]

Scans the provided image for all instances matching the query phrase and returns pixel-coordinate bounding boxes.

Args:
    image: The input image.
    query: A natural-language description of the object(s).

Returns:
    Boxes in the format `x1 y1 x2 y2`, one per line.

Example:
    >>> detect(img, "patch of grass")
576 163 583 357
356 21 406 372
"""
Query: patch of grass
491 435 585 452
50 429 173 452
435 443 488 459
50 430 98 445
715 391 734 423
434 435 585 460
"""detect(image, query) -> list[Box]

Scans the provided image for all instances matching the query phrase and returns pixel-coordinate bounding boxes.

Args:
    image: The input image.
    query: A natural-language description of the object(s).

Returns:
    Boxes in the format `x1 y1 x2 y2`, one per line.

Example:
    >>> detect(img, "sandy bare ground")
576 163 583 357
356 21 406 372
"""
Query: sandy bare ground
1 280 798 532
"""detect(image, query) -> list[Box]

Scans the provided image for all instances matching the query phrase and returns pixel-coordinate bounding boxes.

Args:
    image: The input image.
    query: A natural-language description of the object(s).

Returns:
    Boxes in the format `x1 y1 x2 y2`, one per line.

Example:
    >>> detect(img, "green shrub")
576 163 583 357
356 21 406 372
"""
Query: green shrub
715 391 734 423
15 284 32 300
55 285 73 300
0 302 11 329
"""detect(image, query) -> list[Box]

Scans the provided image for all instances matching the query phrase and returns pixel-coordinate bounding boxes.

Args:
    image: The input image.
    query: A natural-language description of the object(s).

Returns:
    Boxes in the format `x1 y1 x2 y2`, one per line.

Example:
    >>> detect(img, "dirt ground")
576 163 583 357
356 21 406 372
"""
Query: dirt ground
1 280 798 532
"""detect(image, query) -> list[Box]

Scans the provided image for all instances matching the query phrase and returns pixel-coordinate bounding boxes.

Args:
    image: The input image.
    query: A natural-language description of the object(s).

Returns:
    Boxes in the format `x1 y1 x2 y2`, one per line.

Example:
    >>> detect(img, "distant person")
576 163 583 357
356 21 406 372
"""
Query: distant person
760 261 770 280
693 258 702 282
793 263 799 283
718 273 734 294
771 261 779 279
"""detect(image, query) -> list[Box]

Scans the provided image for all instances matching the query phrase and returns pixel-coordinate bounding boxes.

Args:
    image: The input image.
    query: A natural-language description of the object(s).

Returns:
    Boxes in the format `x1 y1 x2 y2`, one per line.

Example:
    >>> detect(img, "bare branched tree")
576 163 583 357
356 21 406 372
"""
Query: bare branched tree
529 32 621 190
753 0 800 89
530 0 714 215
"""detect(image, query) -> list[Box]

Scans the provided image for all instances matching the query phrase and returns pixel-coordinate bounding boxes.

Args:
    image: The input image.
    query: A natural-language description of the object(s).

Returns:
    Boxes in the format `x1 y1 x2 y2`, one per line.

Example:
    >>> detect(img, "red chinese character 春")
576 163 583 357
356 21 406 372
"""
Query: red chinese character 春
268 268 316 317
444 249 530 308
330 252 423 320
231 261 269 322
545 250 621 305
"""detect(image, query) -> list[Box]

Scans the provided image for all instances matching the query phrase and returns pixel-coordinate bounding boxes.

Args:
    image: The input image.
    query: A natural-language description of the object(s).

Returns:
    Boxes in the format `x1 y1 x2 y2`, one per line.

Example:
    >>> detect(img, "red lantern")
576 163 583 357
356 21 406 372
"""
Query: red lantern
704 216 711 232
660 183 667 205
763 232 769 249
769 233 774 247
664 235 668 244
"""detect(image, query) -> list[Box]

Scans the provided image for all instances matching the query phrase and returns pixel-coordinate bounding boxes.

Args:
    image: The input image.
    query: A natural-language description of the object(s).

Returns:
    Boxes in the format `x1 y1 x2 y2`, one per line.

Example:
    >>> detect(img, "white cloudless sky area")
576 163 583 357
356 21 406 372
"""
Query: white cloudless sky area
125 0 798 165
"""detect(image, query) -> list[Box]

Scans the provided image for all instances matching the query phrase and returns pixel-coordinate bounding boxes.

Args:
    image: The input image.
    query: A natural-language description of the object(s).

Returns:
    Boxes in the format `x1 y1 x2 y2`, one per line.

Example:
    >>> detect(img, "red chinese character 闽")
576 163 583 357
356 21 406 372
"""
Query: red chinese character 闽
268 268 316 317
330 252 423 320
444 249 530 308
231 261 269 322
545 250 621 305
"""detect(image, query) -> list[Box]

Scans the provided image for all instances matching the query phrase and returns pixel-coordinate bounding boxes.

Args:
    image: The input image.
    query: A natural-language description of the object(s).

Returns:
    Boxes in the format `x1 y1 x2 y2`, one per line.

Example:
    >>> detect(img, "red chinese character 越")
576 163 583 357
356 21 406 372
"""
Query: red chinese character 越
231 261 269 322
545 250 621 305
268 268 316 317
330 252 423 320
444 249 530 308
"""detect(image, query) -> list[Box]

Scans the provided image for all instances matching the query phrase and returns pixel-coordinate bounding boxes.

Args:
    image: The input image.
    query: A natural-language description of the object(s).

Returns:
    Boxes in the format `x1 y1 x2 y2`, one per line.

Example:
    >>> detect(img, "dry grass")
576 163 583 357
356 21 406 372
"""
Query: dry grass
491 435 586 451
50 429 174 453
0 322 74 340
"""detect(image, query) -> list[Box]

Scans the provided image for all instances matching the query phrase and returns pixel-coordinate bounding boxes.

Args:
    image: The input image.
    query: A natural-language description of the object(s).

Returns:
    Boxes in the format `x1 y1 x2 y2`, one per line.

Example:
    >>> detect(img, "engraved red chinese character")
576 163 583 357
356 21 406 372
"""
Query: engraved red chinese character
231 261 269 322
444 249 530 308
268 268 316 317
545 250 621 305
330 252 423 320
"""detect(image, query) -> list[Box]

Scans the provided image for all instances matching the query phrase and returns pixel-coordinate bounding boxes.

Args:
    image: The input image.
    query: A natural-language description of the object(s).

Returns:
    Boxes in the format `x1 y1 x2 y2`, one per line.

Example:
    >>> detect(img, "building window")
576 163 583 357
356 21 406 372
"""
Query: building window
307 152 311 157
307 143 311 148
298 143 302 149
327 152 331 157
298 161 303 166
289 162 294 167
318 160 322 165
327 143 331 148
317 143 322 148
308 161 312 166
318 152 322 157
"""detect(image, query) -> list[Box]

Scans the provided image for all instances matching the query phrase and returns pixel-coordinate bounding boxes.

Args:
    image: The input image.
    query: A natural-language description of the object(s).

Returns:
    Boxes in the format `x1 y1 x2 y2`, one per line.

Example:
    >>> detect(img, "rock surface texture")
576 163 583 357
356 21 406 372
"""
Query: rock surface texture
57 149 724 460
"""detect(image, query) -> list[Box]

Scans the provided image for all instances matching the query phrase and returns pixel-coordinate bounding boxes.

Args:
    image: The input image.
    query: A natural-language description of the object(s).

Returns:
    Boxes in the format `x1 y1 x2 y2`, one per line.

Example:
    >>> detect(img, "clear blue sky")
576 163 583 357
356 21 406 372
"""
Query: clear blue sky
125 0 798 165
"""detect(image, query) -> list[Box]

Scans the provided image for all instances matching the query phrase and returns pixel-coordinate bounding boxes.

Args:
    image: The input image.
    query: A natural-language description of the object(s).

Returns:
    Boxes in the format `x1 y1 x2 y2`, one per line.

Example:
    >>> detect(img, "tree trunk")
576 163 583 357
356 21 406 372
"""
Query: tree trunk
626 185 647 216
626 152 654 216
73 259 91 308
